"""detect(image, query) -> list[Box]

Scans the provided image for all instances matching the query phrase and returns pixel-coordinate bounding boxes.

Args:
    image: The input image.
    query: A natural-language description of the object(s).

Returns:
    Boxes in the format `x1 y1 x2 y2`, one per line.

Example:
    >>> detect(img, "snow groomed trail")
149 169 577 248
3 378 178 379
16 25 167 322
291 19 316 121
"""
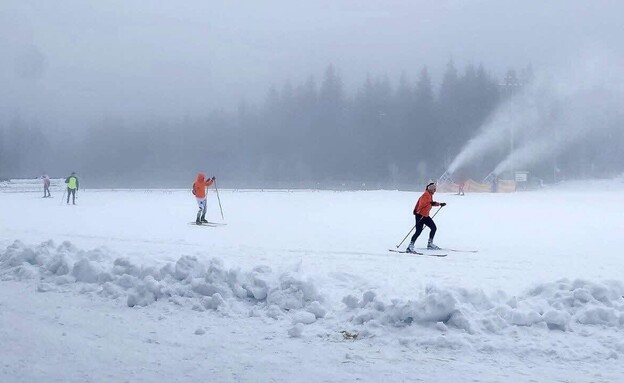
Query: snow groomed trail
1 183 624 382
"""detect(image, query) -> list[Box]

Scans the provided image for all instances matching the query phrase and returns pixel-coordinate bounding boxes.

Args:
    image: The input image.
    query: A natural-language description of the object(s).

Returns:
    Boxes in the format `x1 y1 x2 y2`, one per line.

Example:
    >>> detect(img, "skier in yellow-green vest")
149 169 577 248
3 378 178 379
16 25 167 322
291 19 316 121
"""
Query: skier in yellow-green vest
65 172 79 205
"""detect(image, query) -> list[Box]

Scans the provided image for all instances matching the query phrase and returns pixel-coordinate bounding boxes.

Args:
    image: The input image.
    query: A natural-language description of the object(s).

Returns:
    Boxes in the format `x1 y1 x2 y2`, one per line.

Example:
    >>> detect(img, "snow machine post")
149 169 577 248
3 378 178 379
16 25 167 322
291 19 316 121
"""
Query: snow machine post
482 172 496 184
395 205 444 248
437 170 453 186
214 178 224 220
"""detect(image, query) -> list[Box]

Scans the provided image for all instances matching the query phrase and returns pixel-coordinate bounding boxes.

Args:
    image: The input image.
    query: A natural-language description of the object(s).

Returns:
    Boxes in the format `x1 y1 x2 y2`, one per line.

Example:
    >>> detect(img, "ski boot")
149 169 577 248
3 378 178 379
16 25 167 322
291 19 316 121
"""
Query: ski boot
427 240 441 250
405 243 416 253
201 218 209 224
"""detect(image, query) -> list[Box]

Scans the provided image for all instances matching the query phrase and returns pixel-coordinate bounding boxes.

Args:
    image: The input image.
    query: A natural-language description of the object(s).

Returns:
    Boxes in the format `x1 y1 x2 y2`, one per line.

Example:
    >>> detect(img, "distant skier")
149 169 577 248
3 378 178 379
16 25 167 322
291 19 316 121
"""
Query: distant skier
491 175 498 193
457 180 465 196
42 174 51 197
406 182 446 253
454 171 467 196
65 172 79 205
192 173 215 225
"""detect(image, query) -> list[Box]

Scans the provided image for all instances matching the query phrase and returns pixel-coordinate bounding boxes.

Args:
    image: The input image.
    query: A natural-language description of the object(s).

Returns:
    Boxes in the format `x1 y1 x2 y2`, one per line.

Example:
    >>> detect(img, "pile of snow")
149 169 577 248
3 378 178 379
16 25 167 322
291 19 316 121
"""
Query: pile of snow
336 283 624 361
341 280 624 333
0 240 327 327
3 240 624 352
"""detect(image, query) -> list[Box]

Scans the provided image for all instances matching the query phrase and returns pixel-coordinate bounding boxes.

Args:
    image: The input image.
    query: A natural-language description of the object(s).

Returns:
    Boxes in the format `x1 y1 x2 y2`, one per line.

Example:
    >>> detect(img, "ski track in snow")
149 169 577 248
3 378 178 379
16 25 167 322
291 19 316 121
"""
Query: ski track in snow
2 182 624 382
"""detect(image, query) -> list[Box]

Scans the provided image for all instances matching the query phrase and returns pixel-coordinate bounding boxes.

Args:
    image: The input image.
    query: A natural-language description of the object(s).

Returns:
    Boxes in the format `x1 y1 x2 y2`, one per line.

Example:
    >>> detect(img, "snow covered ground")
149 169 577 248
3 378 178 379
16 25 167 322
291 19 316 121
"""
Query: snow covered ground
2 181 624 382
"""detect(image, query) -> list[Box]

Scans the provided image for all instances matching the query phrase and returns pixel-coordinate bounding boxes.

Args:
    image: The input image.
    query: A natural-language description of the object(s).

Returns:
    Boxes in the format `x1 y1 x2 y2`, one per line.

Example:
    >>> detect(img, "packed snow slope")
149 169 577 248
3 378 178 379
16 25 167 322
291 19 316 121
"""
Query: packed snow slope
1 181 624 382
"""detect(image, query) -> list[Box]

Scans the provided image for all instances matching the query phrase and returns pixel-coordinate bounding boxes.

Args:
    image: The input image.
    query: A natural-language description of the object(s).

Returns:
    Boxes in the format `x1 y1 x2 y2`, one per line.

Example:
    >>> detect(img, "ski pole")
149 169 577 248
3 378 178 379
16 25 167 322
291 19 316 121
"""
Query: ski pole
395 224 416 248
395 206 443 248
214 179 224 220
60 188 66 206
430 205 443 219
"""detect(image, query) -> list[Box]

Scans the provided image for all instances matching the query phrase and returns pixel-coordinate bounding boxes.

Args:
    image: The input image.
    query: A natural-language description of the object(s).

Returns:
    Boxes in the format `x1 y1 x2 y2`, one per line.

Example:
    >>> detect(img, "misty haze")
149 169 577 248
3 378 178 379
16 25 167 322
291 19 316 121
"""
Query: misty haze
2 1 623 188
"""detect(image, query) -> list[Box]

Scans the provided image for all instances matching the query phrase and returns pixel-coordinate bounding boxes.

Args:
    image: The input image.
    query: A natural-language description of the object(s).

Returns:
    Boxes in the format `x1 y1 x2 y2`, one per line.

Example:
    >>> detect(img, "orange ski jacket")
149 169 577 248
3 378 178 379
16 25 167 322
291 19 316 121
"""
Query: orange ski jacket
413 188 441 217
192 173 214 199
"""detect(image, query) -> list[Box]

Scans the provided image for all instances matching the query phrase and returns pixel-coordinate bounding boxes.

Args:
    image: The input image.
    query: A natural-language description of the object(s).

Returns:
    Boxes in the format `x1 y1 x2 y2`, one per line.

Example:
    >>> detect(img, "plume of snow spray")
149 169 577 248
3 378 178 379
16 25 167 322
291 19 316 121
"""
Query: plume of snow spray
448 49 624 178
492 58 624 175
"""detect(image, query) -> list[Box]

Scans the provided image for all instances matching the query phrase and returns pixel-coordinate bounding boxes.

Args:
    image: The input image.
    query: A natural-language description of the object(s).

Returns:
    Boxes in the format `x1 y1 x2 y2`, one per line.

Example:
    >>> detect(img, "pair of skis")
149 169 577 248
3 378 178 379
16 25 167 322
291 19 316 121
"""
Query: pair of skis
189 221 227 227
388 247 478 257
388 249 447 257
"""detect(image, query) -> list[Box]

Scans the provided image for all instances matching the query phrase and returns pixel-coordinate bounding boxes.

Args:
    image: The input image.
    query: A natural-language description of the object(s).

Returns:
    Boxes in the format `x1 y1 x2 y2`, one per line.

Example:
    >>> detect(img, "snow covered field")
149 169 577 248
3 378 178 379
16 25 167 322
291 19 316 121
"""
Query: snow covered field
2 181 624 382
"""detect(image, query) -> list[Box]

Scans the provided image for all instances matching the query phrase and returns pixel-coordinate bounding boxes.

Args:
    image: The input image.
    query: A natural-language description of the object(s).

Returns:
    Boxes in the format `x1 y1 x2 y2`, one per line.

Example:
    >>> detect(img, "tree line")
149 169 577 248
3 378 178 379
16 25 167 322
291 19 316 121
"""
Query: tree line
1 61 621 188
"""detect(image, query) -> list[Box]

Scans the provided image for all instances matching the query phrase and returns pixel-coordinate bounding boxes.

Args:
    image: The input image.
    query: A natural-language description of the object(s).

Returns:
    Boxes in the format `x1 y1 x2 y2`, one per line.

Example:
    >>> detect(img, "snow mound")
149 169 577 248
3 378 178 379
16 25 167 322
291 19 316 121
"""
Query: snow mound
2 240 624 359
0 240 327 324
341 280 624 334
3 240 624 335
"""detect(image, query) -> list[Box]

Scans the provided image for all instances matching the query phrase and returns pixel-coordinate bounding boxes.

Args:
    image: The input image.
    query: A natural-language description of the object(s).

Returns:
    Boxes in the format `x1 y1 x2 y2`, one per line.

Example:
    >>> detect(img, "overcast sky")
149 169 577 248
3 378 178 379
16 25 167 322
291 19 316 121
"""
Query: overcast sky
1 0 623 127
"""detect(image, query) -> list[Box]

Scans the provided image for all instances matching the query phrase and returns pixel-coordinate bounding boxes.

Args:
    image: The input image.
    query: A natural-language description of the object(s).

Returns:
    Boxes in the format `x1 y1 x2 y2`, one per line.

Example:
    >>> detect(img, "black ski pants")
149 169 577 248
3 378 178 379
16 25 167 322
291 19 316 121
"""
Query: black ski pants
67 188 76 204
410 214 436 244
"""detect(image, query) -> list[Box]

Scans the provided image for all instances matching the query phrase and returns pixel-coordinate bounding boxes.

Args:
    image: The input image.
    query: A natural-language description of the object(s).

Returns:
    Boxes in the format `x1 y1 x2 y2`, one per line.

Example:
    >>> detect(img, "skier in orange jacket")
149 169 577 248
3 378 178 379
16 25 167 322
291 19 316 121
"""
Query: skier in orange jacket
192 173 215 225
406 182 446 253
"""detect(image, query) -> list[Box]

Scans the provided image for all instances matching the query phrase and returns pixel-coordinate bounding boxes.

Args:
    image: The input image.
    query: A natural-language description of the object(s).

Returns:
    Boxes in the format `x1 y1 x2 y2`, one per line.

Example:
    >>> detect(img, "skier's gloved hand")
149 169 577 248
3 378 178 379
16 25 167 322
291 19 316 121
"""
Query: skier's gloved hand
440 202 447 207
211 176 215 181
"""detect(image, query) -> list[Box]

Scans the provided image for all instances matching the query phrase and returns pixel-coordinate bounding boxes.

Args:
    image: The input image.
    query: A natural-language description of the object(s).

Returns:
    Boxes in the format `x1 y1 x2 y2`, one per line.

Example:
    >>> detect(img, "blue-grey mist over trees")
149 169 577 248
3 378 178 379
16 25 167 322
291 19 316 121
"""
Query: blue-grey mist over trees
1 1 624 188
